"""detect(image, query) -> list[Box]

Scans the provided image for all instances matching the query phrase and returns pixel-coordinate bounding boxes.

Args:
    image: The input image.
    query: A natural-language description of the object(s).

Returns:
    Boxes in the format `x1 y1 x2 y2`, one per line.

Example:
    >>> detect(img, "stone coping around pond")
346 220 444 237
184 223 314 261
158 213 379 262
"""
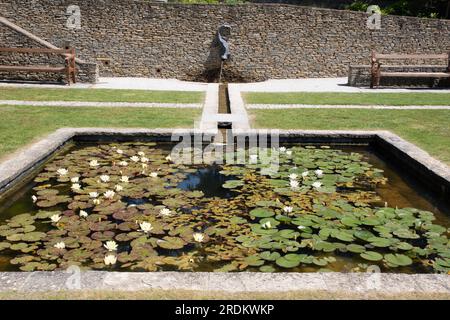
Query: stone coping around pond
0 100 203 109
0 271 449 296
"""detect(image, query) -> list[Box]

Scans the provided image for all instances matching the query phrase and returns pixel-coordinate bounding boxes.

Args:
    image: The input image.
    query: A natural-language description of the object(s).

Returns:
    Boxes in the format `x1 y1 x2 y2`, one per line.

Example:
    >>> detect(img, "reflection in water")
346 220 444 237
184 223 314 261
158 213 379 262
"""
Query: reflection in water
177 165 236 198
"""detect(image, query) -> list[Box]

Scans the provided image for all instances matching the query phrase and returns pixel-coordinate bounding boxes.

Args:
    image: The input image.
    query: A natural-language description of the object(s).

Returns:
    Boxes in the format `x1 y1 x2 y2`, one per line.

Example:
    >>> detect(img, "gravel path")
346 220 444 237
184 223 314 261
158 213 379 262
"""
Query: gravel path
247 104 450 110
0 100 203 108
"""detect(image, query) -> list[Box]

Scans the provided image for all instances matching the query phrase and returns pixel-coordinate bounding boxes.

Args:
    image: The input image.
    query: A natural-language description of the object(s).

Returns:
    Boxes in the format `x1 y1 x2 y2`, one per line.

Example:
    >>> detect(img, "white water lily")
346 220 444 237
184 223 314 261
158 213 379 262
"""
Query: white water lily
31 195 38 203
79 210 88 218
71 183 81 191
286 150 293 156
279 147 286 152
150 172 158 178
301 171 309 178
89 192 99 198
104 254 117 265
249 154 258 164
141 157 149 163
117 149 124 154
130 156 139 162
99 175 110 183
193 233 205 242
139 221 153 233
290 180 300 189
137 151 145 156
54 242 65 249
312 181 322 189
50 214 61 223
93 199 101 205
288 173 298 180
165 155 172 162
89 160 99 167
120 176 129 183
104 190 115 199
283 206 293 214
159 207 172 217
297 225 306 230
315 169 324 177
104 240 118 251
141 163 148 169
261 221 272 229
70 177 79 183
119 161 128 166
56 168 68 176
115 185 123 192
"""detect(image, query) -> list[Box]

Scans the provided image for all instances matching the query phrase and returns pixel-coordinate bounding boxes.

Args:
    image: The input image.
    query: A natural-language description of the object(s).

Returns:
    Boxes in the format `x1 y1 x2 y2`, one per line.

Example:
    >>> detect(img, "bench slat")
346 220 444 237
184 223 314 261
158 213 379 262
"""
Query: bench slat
0 66 66 73
375 54 448 60
380 72 450 78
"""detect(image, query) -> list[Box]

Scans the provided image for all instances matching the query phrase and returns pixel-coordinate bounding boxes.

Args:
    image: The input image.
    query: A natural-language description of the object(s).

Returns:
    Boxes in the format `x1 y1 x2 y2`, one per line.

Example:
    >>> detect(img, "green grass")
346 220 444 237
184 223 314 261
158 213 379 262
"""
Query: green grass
0 87 204 103
249 109 450 164
0 105 201 158
244 92 450 106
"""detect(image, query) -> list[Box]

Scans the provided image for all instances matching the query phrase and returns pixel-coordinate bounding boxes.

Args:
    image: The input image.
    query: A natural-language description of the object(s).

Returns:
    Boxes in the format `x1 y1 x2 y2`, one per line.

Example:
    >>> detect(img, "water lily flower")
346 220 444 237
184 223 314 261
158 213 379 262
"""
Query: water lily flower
117 149 124 154
50 214 61 223
93 199 101 205
159 207 172 217
56 168 68 176
79 210 88 218
120 176 129 183
288 173 298 180
104 190 115 199
71 183 81 191
141 163 148 169
141 157 149 163
193 233 205 242
54 242 65 249
261 221 272 229
150 172 158 178
165 155 172 162
130 156 139 162
301 171 309 178
31 195 38 203
312 181 322 189
139 221 153 233
89 192 99 198
279 147 286 152
89 160 99 167
115 185 123 192
297 225 306 230
70 177 79 183
290 180 300 189
119 161 128 167
286 150 293 156
283 206 293 214
104 254 117 265
249 154 258 164
99 175 110 183
315 169 324 177
138 151 145 156
104 240 118 251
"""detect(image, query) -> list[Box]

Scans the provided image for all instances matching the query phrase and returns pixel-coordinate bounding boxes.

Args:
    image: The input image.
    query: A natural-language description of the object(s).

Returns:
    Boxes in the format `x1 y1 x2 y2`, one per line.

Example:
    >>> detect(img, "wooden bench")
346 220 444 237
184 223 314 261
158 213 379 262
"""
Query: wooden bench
370 51 450 88
0 47 76 85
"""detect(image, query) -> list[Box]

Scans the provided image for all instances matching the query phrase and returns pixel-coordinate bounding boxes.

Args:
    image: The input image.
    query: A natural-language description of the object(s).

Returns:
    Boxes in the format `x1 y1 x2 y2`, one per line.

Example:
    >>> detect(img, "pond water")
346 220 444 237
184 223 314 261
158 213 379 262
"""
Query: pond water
0 142 448 273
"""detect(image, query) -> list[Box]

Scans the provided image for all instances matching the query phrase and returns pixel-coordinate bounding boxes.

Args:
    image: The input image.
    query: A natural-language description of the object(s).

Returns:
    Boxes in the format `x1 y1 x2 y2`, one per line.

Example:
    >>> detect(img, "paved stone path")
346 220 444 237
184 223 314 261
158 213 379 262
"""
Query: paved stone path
0 100 202 109
247 104 450 110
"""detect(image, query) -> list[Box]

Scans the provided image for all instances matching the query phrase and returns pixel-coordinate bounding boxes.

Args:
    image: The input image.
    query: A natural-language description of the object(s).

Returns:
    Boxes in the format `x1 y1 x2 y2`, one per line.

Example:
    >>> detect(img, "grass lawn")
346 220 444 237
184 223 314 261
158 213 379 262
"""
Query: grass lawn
249 109 450 165
0 289 448 300
244 92 450 106
0 105 201 159
0 87 204 103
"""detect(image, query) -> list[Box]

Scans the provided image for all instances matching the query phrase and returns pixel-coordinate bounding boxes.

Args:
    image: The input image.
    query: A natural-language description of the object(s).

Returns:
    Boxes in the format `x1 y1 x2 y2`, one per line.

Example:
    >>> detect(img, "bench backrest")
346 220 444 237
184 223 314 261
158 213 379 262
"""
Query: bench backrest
372 51 450 69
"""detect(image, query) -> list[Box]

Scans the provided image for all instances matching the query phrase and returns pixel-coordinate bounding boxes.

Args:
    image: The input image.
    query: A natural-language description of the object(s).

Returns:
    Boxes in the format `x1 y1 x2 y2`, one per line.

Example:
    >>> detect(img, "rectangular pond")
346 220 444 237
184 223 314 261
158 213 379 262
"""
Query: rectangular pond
0 141 449 274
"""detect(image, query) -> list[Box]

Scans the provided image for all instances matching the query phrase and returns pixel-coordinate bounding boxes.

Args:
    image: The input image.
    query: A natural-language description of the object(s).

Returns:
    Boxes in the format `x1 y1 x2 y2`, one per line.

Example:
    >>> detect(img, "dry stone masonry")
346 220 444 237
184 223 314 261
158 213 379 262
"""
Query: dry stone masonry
0 0 450 83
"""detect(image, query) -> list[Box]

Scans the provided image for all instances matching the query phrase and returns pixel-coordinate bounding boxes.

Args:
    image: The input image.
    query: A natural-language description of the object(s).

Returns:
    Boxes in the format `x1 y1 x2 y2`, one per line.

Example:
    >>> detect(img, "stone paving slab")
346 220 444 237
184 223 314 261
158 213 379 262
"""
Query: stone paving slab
0 271 448 295
0 100 203 108
247 104 450 110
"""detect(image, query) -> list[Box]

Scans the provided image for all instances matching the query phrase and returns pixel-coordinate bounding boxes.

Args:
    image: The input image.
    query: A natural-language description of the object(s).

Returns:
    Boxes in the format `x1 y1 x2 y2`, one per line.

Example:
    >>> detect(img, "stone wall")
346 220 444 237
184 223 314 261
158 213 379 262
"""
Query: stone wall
1 0 450 83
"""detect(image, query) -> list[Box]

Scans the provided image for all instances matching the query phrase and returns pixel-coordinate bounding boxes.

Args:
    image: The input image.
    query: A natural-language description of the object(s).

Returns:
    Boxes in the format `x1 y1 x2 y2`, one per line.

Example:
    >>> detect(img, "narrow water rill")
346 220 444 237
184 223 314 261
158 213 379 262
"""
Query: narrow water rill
0 141 448 274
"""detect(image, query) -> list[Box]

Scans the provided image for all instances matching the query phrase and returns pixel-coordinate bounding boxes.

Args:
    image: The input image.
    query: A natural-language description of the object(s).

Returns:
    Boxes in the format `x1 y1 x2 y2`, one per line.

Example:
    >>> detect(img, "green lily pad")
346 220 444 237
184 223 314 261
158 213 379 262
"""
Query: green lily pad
360 251 383 261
